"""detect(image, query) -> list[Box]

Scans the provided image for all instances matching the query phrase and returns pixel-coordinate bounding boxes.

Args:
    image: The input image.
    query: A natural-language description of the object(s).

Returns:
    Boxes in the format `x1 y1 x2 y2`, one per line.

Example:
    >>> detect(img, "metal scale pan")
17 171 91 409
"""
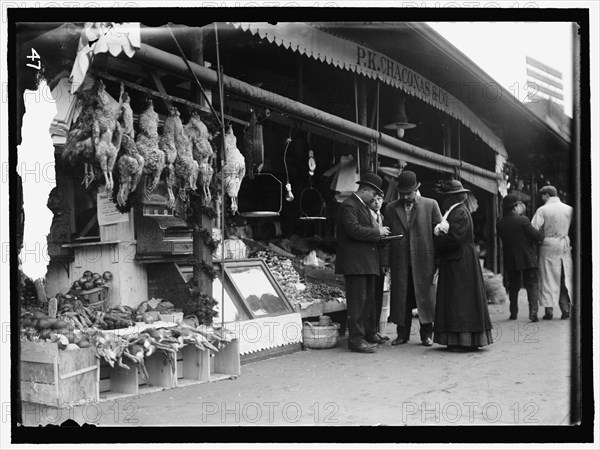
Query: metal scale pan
237 173 283 218
298 186 327 221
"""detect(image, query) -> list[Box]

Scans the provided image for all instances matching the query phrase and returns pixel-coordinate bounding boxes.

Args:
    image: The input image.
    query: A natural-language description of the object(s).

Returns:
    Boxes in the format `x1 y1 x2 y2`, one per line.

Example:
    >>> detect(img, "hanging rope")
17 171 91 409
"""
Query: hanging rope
166 23 223 128
214 22 228 330
354 74 360 174
283 125 293 186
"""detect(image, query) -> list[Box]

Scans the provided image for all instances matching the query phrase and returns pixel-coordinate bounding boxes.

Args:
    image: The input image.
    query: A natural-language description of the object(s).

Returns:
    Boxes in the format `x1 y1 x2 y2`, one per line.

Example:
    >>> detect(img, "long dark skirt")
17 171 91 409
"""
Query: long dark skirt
433 244 493 348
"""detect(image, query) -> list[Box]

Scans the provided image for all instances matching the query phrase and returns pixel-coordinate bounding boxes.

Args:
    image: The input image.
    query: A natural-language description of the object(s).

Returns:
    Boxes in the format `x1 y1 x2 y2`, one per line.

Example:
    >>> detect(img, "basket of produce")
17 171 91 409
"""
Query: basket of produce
69 270 112 307
302 320 340 349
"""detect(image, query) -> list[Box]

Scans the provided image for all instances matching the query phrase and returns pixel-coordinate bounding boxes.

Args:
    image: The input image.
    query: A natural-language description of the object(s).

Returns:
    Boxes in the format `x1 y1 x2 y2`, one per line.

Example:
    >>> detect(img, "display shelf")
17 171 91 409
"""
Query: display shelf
96 340 240 402
61 240 128 248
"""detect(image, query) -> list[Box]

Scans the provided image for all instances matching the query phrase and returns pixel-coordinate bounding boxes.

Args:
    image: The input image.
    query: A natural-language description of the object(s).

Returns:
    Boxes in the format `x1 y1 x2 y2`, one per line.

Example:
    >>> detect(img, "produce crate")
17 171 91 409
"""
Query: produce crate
20 341 99 407
99 340 240 399
177 339 241 385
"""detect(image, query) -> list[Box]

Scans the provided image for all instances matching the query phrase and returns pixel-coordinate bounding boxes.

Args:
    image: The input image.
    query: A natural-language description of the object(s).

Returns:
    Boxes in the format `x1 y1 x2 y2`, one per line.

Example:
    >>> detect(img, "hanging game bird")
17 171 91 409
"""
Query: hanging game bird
115 85 144 208
91 79 121 192
184 111 215 206
221 125 246 215
62 86 98 185
135 98 165 198
172 109 199 202
158 107 180 207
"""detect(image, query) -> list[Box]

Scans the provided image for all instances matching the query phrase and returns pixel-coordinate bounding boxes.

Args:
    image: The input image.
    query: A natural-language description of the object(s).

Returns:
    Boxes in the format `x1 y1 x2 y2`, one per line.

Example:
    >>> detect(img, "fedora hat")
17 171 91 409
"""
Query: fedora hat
439 179 471 195
356 172 384 195
395 170 421 194
539 185 557 196
502 194 519 210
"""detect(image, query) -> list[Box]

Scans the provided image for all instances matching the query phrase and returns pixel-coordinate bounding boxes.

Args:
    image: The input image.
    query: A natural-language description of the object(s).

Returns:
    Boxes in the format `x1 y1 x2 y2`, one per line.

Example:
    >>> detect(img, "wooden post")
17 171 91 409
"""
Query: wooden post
189 27 214 299
356 77 371 172
491 192 498 273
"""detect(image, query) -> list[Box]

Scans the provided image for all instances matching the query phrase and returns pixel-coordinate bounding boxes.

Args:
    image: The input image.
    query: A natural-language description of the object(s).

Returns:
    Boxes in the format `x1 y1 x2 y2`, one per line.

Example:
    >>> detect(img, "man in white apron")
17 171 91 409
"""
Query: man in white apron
531 185 573 320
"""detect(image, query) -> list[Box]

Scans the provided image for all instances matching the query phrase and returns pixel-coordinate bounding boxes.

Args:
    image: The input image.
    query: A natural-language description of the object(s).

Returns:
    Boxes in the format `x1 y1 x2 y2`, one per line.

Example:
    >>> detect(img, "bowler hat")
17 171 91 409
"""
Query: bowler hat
356 172 384 195
539 185 557 196
439 179 471 195
502 194 519 210
395 170 421 194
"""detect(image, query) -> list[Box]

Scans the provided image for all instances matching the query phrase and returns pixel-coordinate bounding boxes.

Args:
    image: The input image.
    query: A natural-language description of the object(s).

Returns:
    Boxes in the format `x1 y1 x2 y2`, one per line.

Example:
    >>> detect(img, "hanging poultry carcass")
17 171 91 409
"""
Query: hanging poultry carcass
135 98 165 198
173 108 199 202
221 125 246 215
184 111 215 205
158 106 180 208
62 86 98 185
92 79 121 192
115 86 144 207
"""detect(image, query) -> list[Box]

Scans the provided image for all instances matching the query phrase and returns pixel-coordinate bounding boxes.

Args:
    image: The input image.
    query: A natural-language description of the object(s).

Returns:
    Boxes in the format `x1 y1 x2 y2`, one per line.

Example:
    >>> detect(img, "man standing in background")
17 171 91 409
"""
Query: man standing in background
531 185 573 320
368 193 390 342
497 194 545 322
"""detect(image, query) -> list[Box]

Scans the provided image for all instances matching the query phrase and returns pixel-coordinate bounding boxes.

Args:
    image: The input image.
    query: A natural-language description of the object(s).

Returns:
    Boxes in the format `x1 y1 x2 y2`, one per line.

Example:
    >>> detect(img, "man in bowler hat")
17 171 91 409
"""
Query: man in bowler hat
336 172 391 353
382 170 442 346
497 194 544 321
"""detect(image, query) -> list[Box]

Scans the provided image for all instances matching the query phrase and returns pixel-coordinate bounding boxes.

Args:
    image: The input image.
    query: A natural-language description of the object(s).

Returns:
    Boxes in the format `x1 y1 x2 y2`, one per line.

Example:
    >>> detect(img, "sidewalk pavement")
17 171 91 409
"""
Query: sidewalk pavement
20 290 573 428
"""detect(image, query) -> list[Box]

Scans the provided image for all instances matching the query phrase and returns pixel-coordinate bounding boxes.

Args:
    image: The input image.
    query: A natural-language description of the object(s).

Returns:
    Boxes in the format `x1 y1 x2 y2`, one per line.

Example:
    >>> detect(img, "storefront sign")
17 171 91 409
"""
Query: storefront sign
355 47 450 108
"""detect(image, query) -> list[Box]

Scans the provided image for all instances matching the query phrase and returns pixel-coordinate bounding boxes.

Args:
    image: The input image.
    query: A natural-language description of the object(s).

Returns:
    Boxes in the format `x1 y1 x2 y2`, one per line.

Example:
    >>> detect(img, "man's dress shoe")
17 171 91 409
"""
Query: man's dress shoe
391 337 408 346
349 342 377 353
366 334 386 345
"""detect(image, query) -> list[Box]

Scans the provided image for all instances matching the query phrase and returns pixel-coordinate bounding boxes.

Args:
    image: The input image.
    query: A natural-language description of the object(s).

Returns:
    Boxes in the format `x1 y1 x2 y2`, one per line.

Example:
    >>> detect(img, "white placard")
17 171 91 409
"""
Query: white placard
97 192 129 226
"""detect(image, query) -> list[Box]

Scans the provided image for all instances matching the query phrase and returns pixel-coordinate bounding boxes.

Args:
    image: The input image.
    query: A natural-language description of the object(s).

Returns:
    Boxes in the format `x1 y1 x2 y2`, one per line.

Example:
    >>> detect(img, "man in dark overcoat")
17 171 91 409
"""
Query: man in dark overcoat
382 171 442 346
336 173 391 353
497 194 544 321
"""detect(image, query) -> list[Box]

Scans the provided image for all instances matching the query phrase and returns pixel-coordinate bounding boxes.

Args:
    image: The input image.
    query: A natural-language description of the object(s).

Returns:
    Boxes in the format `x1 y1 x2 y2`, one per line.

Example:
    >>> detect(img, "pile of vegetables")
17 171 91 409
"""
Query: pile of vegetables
70 270 112 293
253 249 345 305
305 283 345 302
19 276 42 309
253 250 307 304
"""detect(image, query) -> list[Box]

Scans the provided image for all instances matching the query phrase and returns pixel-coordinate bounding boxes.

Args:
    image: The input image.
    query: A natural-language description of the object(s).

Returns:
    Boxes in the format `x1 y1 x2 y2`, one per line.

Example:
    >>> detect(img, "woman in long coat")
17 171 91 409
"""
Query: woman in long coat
433 180 493 350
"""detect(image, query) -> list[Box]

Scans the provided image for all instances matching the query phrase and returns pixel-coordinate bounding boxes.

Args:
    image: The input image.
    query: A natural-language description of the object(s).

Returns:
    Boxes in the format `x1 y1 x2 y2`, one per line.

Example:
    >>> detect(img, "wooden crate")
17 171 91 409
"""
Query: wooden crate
20 341 99 407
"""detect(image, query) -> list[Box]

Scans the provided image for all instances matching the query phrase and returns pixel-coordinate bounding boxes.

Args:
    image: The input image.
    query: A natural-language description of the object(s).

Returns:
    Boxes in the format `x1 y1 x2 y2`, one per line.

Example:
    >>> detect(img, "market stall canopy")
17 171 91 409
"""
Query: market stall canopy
231 22 508 159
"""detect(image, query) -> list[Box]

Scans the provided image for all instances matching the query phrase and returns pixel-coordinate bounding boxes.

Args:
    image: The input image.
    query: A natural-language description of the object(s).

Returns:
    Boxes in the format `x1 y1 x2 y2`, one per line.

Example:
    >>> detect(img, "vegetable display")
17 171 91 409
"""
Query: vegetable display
253 250 345 304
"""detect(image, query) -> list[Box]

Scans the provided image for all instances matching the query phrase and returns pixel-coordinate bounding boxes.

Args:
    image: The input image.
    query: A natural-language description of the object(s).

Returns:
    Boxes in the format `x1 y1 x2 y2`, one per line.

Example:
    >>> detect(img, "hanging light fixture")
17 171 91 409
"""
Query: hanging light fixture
384 92 416 139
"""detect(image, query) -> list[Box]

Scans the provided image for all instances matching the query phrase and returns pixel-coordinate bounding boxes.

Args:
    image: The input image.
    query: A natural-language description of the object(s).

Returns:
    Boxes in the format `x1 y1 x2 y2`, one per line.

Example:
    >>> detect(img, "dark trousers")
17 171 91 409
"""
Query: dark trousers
396 266 433 341
345 274 377 348
373 274 385 333
507 268 539 319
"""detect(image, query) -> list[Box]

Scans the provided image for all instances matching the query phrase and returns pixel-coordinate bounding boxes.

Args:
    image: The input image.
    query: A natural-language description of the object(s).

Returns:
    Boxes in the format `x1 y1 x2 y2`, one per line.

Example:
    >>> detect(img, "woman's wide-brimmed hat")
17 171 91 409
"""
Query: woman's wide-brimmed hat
438 179 471 195
395 170 421 194
356 172 384 196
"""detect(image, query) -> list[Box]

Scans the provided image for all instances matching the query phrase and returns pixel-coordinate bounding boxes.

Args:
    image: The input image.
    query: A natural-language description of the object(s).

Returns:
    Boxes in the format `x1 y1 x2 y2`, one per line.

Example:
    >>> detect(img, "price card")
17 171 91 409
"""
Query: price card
97 192 129 226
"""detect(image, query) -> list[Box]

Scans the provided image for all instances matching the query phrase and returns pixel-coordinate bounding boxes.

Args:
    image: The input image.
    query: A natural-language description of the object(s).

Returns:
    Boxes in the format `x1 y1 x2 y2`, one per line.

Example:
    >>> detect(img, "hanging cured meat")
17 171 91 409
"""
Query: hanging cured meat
184 111 215 206
135 98 165 198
